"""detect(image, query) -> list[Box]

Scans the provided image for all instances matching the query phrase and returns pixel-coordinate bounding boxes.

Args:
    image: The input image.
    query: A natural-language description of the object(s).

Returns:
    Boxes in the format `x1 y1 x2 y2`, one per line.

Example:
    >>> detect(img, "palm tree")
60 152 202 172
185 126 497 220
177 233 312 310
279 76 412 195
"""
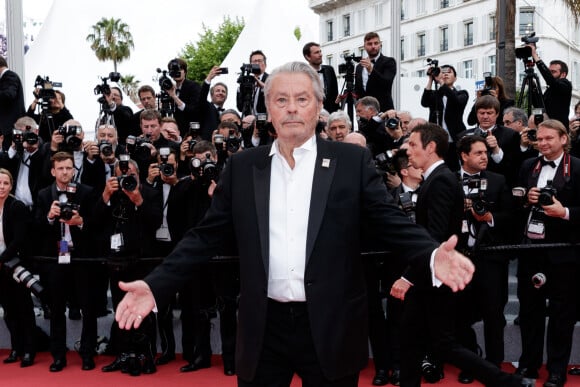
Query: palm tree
119 74 140 104
86 17 134 73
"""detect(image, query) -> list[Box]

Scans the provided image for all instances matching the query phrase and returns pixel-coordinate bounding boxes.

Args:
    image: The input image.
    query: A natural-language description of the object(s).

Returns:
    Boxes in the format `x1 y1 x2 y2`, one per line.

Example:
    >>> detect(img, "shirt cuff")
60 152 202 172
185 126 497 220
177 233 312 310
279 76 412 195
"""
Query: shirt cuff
430 248 442 287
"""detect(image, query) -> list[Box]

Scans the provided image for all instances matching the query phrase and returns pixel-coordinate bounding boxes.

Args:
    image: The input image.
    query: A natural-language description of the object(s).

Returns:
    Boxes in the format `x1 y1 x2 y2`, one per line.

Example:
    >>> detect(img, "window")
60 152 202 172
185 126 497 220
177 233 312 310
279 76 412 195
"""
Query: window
374 2 384 26
326 20 334 42
489 14 496 41
519 8 534 36
489 55 496 75
417 0 426 15
463 60 473 78
401 37 405 61
464 20 473 46
441 0 449 8
416 70 426 77
326 55 334 68
440 26 449 52
357 9 366 34
401 0 406 20
417 33 426 57
342 14 351 37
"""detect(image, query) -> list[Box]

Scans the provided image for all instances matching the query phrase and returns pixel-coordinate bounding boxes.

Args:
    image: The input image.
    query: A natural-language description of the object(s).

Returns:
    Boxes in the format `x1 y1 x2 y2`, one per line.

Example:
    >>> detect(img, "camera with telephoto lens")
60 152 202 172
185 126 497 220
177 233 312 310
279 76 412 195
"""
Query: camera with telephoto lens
58 183 80 221
515 32 539 60
426 58 440 78
421 356 443 383
12 128 39 153
226 129 242 153
98 140 114 157
57 124 83 151
532 272 547 288
156 68 174 91
158 147 174 177
3 257 44 299
464 177 491 216
480 72 494 96
375 150 396 175
538 180 557 206
125 135 152 163
190 152 219 186
117 154 138 191
34 75 62 111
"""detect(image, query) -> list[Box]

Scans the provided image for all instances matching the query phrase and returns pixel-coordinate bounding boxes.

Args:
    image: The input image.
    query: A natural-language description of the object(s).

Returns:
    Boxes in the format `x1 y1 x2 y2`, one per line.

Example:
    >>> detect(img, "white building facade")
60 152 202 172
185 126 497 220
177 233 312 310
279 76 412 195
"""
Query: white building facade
310 0 580 115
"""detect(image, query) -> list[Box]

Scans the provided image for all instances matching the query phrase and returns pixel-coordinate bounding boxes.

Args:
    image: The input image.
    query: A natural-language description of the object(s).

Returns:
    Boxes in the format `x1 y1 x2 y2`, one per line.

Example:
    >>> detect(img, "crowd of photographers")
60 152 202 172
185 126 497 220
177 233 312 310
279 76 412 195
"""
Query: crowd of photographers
0 30 579 387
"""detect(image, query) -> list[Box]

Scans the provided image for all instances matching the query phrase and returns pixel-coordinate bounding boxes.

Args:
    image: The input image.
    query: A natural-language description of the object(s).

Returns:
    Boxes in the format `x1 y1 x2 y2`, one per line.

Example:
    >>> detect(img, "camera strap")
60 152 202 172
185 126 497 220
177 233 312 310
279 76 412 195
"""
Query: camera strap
531 154 570 182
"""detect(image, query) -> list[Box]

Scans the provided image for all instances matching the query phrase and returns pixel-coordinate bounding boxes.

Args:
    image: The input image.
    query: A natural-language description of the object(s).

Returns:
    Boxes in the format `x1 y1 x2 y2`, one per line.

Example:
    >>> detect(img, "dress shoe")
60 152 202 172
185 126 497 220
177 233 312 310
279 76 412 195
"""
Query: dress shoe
101 356 125 372
569 367 580 376
458 370 474 384
372 369 389 386
390 368 401 386
126 353 141 377
515 367 539 379
223 358 235 376
3 350 18 364
49 358 67 372
141 357 157 374
180 358 211 372
20 353 34 368
543 373 566 387
154 353 175 365
81 356 95 371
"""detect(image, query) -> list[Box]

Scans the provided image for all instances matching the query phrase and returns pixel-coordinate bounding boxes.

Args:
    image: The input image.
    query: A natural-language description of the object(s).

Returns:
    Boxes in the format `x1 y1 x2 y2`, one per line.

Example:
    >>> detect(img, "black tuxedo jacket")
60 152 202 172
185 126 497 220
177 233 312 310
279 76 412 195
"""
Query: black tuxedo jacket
0 196 31 262
421 85 469 141
537 60 572 129
112 104 136 144
517 154 580 263
146 139 438 381
237 73 269 116
0 69 26 150
318 65 340 113
195 81 220 141
354 54 396 112
174 79 201 137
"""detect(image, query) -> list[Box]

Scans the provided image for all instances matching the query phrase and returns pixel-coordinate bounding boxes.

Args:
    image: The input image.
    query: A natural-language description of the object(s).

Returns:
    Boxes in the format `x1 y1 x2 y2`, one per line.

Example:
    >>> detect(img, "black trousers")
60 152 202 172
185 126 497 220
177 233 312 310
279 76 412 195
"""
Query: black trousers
237 299 359 387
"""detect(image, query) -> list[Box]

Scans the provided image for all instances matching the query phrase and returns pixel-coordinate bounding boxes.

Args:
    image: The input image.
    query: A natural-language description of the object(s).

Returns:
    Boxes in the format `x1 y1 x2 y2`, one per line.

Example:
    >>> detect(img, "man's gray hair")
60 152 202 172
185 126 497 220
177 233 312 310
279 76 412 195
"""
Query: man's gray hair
327 110 352 130
503 107 528 125
264 61 324 103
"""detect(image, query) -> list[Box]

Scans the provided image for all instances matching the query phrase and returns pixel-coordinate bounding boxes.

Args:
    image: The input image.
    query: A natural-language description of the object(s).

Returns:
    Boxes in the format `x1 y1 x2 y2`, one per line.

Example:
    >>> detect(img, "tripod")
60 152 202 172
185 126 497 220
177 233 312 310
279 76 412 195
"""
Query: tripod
517 64 545 116
339 71 357 125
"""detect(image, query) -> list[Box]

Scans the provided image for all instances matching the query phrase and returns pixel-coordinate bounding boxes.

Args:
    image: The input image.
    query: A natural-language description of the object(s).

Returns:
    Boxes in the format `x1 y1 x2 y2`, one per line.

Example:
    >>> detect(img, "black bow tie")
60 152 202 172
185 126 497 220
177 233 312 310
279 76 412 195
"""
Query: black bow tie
462 173 480 184
217 107 225 113
540 158 556 168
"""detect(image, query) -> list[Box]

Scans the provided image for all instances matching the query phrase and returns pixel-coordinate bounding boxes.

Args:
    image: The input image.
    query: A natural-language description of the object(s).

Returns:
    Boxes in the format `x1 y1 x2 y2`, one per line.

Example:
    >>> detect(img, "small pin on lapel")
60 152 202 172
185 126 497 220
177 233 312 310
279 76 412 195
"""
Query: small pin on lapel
322 158 331 168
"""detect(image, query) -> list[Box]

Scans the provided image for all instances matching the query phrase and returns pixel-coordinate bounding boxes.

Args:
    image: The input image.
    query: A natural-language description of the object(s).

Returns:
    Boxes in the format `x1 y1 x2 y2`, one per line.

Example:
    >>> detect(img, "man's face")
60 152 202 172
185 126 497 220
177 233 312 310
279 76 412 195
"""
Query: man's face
462 141 488 173
110 88 123 105
364 37 381 57
141 118 161 141
306 46 323 66
327 119 350 142
476 108 499 130
51 159 75 186
250 54 266 75
399 112 412 134
211 85 227 106
355 104 375 121
549 64 565 79
51 93 64 110
139 92 156 110
502 112 523 132
406 132 429 170
221 113 241 127
536 126 566 160
440 67 456 87
97 127 118 146
266 72 322 146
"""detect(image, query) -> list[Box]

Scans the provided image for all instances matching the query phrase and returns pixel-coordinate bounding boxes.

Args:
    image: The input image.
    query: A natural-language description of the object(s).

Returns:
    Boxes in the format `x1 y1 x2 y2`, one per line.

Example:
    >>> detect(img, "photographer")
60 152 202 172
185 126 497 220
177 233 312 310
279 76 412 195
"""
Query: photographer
96 156 162 376
236 50 268 116
454 135 515 382
303 42 339 113
0 57 25 151
354 96 386 156
130 85 157 138
526 44 572 129
325 110 351 142
514 119 580 387
502 107 539 164
212 120 243 169
27 89 73 144
165 58 202 137
34 152 98 372
103 86 135 144
196 66 228 141
0 169 37 367
467 75 514 127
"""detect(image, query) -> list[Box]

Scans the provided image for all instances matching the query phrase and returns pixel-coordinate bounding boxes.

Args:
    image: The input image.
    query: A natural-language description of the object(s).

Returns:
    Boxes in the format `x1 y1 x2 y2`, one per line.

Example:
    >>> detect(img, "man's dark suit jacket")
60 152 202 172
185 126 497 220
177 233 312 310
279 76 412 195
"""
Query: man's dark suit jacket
318 65 340 113
517 154 580 263
112 104 136 144
421 85 469 141
195 81 221 141
0 69 26 150
354 54 396 112
537 60 572 129
174 79 202 137
237 73 269 116
145 139 438 381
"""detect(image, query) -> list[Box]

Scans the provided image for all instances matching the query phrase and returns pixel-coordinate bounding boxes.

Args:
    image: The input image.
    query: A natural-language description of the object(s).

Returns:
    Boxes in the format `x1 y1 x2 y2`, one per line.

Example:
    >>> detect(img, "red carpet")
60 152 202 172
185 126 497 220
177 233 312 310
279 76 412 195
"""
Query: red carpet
1 350 580 386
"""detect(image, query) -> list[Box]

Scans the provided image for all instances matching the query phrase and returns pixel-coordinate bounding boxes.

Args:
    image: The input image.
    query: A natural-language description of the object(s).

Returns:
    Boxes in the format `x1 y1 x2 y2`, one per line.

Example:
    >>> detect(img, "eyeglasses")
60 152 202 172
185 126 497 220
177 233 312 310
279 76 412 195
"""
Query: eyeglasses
251 59 265 64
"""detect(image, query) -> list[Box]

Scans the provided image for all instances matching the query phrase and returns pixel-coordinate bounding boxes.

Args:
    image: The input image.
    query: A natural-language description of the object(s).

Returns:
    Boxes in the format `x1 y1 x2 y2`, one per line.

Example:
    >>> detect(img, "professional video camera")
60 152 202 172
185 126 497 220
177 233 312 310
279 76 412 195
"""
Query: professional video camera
374 150 396 175
94 72 121 113
426 58 440 77
515 32 539 62
4 257 44 299
480 72 494 96
158 147 175 177
33 75 62 112
463 177 490 216
125 135 152 164
190 152 219 186
57 125 83 152
12 128 39 153
167 59 182 79
58 183 80 221
237 63 261 117
117 154 138 191
538 180 557 206
338 53 362 76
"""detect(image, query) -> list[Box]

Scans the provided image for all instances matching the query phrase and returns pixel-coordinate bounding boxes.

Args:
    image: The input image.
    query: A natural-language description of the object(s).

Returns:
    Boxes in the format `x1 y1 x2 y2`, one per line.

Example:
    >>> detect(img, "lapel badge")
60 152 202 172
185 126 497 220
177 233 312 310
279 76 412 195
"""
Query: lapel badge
322 158 331 168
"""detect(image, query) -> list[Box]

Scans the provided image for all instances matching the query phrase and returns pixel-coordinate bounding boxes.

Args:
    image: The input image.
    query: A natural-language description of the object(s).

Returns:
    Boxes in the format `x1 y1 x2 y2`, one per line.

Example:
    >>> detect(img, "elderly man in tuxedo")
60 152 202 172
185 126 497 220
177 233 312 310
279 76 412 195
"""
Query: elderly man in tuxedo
115 61 474 387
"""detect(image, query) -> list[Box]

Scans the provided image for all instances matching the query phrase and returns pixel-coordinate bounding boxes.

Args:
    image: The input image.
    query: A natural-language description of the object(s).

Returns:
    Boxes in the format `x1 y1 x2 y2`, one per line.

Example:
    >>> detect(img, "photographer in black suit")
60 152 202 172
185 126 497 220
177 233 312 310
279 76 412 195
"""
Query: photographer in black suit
197 66 228 141
0 57 25 151
514 119 580 387
237 50 268 116
165 58 201 137
303 42 339 113
354 32 396 112
454 135 515 382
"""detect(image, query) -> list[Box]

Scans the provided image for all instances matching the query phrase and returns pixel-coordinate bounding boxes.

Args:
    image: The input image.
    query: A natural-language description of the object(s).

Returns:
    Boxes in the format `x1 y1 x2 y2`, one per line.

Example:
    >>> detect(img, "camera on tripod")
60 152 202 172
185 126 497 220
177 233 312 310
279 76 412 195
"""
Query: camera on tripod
94 72 121 111
117 154 138 191
338 53 362 75
515 32 539 61
237 63 261 116
426 58 440 77
156 68 174 92
34 75 62 111
4 257 44 299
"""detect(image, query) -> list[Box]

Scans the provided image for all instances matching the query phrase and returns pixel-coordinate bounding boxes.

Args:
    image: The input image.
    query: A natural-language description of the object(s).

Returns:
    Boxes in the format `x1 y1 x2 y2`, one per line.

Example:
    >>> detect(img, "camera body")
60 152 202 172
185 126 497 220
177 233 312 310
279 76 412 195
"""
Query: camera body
167 59 182 78
94 72 121 96
34 75 62 111
237 64 261 116
125 135 152 163
480 72 494 96
158 147 175 177
190 152 219 186
338 53 362 75
426 58 440 77
58 183 80 221
538 180 557 206
157 68 174 91
226 129 242 153
12 129 39 150
375 150 396 175
464 177 490 216
57 125 82 152
386 117 400 130
472 127 489 138
98 140 114 157
117 154 138 191
515 32 539 61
